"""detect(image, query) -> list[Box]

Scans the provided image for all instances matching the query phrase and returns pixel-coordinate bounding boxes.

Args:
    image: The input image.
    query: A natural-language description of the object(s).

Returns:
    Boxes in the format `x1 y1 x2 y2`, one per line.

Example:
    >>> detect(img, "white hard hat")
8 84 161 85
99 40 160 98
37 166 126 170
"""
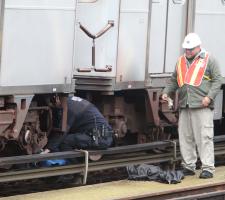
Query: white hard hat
182 33 201 49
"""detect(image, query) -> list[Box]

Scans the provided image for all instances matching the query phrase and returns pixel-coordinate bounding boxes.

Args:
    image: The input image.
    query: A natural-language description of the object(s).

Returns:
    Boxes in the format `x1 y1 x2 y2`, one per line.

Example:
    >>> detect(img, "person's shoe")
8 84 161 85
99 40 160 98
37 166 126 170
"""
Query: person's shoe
183 168 195 176
199 170 213 179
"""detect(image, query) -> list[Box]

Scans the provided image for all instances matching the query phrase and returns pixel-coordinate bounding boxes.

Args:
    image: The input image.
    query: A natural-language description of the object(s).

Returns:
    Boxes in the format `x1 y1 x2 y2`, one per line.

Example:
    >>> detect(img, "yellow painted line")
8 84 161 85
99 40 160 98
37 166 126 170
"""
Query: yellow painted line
189 59 202 85
203 75 211 81
177 58 184 87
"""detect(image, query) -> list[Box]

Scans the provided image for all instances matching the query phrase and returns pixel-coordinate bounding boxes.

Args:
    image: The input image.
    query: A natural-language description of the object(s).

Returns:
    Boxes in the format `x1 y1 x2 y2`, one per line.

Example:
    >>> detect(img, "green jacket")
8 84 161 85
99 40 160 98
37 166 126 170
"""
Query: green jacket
163 50 222 108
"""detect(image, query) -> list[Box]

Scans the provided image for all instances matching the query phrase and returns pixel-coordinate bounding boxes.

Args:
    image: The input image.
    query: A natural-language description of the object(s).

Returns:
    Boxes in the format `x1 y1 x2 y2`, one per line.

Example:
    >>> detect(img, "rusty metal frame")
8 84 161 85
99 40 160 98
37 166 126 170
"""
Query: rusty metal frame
146 88 178 127
146 89 161 126
60 96 68 132
11 95 33 139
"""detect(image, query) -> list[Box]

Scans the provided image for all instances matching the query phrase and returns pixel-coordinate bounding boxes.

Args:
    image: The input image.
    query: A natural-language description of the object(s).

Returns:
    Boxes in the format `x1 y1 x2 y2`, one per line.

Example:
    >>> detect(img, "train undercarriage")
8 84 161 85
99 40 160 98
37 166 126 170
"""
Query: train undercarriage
74 77 225 149
1 85 223 156
0 95 68 157
0 2 225 196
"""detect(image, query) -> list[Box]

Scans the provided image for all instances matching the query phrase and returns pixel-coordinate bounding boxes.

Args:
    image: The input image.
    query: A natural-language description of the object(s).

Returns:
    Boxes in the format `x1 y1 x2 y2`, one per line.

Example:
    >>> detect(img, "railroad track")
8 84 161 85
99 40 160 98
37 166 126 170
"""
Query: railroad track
0 136 225 185
0 141 176 184
116 180 225 200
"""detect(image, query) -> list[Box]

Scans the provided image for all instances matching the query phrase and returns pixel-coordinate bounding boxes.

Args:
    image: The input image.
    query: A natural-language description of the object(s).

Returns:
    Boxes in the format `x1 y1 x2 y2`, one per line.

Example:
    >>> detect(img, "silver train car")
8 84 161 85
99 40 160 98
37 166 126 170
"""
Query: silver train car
74 0 225 144
0 0 225 156
0 0 75 155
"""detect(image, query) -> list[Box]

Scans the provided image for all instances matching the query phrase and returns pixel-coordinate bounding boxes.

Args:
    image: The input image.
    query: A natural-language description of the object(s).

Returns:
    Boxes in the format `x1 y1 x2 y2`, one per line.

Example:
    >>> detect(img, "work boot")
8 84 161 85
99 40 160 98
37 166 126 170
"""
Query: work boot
199 170 213 179
182 168 195 176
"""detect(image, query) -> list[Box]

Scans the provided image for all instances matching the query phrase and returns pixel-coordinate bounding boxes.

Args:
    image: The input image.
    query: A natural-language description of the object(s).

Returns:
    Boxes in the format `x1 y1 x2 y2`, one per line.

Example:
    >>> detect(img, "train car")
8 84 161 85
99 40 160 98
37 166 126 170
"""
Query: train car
0 0 224 157
74 0 225 144
0 0 76 156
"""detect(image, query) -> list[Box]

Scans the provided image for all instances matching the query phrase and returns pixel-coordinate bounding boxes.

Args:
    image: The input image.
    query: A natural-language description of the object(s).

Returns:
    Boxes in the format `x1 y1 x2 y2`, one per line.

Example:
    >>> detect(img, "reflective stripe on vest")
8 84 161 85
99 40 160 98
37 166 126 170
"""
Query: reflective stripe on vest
176 53 209 87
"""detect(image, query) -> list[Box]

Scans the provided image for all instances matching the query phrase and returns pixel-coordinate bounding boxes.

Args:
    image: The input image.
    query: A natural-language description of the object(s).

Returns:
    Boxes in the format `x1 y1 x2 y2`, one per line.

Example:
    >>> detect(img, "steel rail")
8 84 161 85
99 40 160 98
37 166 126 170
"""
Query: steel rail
172 190 225 200
1 137 225 183
0 141 173 166
0 152 175 182
1 144 225 183
116 181 225 200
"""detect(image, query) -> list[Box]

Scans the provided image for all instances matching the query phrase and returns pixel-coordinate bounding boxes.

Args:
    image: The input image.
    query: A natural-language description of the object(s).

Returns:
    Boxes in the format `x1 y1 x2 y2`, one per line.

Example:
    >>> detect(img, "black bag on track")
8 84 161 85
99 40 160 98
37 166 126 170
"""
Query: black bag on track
127 164 161 181
127 164 184 184
158 169 184 184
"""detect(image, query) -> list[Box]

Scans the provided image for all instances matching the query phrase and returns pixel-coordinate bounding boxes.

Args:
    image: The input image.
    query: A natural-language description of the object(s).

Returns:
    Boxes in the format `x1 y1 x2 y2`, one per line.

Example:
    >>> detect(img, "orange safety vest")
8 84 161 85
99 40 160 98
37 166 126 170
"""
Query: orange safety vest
176 53 209 87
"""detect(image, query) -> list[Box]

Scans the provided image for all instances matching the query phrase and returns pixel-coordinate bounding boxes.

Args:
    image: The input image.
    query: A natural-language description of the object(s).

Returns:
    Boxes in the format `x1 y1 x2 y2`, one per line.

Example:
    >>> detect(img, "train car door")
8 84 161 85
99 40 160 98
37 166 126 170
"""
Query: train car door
115 0 187 89
74 0 119 78
194 0 225 120
147 0 168 75
194 0 225 77
164 0 188 73
116 0 150 89
147 0 188 74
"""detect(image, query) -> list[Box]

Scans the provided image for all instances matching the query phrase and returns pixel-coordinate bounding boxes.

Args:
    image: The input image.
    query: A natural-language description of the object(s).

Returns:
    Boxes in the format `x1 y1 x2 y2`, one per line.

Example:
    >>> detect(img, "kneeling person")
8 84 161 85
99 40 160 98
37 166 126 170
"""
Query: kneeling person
46 96 114 152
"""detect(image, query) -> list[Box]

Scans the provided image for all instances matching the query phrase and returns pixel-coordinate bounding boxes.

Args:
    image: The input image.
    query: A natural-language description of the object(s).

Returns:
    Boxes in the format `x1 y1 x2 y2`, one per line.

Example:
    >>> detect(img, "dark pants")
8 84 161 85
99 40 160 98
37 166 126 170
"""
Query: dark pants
60 132 113 151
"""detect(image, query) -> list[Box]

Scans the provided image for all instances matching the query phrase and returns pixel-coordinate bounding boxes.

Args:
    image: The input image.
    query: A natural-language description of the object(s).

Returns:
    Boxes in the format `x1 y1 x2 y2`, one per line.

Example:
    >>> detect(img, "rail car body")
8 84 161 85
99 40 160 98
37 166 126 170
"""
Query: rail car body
74 0 225 143
0 0 76 155
0 0 225 156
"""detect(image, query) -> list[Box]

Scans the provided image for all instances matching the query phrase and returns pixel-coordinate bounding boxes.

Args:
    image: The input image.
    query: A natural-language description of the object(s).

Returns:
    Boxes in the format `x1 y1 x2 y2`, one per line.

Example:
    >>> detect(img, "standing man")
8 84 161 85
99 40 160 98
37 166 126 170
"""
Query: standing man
162 33 222 179
45 96 114 152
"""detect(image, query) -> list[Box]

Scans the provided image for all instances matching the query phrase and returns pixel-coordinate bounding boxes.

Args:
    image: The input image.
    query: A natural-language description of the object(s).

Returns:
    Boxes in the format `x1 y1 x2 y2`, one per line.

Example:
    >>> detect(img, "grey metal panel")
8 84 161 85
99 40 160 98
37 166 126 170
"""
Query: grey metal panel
74 0 119 77
74 76 115 91
186 0 196 33
78 0 98 2
116 0 149 83
0 83 74 95
194 0 225 77
5 0 75 8
115 81 145 91
0 0 75 87
120 0 149 10
147 0 167 74
214 90 223 120
0 0 5 74
164 0 188 73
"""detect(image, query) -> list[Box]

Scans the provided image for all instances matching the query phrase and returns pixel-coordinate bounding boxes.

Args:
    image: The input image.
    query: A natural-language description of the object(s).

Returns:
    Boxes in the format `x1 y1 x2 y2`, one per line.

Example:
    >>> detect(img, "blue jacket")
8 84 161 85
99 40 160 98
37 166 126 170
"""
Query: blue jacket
67 96 112 133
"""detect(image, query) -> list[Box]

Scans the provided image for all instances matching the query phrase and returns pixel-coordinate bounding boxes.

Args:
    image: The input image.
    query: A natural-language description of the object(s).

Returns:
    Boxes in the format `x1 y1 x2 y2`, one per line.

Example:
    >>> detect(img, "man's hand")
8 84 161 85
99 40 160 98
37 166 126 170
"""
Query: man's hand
40 149 50 154
202 96 211 107
162 93 168 101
